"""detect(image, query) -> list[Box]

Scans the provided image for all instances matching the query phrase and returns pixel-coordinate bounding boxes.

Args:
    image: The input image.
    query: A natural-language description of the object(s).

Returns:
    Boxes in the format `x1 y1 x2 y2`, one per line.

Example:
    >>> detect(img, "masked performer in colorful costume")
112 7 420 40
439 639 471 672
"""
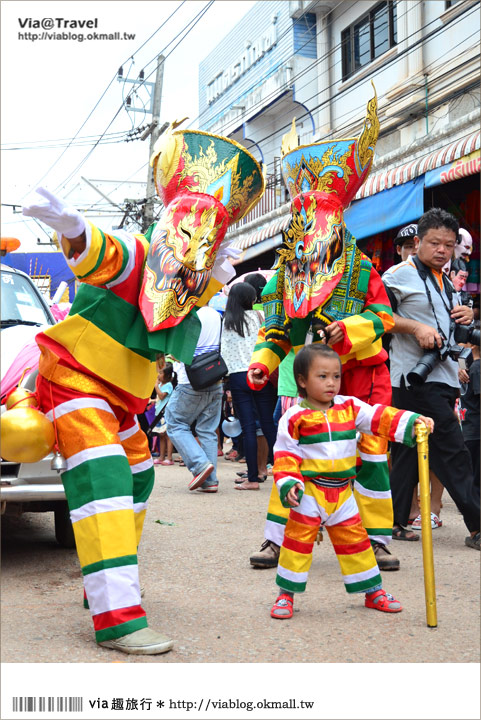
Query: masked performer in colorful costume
21 126 264 655
248 90 400 573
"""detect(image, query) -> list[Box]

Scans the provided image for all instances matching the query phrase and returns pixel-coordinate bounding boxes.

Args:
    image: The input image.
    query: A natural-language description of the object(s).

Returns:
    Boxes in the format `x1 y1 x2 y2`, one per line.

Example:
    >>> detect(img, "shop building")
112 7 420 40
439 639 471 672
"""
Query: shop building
198 0 480 292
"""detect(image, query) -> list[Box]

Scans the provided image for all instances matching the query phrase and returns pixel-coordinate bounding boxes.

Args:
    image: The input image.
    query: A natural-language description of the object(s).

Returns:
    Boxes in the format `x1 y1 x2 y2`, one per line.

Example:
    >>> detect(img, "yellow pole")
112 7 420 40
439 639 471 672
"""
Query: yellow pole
415 424 437 628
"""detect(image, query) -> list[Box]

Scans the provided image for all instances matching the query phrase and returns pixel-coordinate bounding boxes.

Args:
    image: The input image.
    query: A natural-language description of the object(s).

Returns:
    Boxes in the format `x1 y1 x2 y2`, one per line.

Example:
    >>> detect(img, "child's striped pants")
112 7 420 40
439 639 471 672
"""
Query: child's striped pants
37 375 154 644
276 480 382 595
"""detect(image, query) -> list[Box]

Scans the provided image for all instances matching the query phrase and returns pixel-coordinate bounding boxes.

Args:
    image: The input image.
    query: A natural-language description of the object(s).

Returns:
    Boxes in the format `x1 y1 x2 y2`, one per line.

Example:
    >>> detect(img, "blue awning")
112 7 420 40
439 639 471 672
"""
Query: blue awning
345 176 425 240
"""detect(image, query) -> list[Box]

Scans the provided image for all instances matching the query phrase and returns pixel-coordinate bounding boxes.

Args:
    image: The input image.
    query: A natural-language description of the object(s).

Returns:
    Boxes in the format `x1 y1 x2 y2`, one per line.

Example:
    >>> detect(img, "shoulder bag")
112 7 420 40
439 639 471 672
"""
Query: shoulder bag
185 317 228 390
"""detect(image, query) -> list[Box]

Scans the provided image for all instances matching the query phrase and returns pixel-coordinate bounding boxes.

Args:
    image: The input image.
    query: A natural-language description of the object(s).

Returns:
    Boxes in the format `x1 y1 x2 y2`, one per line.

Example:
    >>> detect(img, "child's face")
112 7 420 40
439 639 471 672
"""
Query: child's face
298 355 341 410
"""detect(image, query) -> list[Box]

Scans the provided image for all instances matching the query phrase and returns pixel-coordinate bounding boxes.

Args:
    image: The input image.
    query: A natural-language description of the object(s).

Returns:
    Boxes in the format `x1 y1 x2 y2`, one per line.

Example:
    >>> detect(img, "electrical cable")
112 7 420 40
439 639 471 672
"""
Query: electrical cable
52 1 215 195
196 0 477 161
22 1 188 198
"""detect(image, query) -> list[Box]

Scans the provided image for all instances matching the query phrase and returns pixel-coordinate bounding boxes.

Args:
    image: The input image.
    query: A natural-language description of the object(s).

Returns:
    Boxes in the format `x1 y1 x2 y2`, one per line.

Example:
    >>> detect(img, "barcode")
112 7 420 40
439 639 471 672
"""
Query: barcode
12 697 83 712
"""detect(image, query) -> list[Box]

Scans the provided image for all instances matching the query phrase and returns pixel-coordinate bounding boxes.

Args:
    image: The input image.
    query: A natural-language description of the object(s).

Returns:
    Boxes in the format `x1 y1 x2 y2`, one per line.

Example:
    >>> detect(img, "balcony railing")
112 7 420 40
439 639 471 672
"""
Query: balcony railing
228 172 288 232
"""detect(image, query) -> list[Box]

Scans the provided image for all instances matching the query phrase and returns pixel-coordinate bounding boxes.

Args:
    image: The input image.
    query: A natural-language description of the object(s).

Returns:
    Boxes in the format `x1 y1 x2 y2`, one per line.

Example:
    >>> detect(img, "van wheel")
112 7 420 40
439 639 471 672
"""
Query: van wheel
54 502 75 548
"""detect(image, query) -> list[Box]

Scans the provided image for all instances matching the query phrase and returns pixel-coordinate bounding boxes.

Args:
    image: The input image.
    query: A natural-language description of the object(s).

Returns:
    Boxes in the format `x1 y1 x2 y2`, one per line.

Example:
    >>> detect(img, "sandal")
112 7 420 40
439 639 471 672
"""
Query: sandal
465 532 480 550
411 512 442 530
271 594 294 619
392 525 420 541
414 512 442 530
365 589 402 613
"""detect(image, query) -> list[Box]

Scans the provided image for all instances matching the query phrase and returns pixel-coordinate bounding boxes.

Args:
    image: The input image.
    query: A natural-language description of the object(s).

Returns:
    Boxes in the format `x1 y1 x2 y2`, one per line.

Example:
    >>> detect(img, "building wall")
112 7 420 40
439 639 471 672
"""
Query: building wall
199 0 480 277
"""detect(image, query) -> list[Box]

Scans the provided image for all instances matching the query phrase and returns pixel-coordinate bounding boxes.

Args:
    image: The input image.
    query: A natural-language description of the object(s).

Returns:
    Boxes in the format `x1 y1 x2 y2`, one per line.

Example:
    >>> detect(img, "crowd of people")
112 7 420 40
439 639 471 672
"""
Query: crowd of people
18 125 478 655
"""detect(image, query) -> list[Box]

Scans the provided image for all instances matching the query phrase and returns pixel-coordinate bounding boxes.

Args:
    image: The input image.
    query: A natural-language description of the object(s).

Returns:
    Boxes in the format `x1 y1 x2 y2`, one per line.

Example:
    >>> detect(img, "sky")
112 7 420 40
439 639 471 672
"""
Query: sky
1 0 256 250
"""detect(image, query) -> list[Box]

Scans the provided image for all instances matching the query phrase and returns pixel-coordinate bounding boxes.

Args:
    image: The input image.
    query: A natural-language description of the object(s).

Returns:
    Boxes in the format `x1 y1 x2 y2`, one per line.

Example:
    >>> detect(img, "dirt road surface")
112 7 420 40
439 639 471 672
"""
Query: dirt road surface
1 453 479 717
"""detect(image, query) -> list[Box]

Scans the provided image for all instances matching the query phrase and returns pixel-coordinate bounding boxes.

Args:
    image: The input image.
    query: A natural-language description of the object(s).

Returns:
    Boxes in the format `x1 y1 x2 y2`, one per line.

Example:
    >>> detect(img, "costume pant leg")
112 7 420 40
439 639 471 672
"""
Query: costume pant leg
276 482 382 595
276 483 321 593
323 485 382 594
119 417 155 546
264 480 290 546
38 377 152 643
263 396 300 545
342 364 393 547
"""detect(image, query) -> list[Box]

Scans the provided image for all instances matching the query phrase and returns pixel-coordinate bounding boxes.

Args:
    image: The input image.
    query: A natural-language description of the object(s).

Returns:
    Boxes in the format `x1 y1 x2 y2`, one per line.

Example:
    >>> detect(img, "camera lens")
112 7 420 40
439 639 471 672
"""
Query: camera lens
406 348 439 385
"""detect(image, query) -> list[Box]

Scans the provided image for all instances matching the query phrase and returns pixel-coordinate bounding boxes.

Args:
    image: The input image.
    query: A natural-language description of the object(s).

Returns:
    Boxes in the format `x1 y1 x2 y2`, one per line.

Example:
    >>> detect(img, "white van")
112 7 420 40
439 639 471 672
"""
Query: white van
1 264 74 547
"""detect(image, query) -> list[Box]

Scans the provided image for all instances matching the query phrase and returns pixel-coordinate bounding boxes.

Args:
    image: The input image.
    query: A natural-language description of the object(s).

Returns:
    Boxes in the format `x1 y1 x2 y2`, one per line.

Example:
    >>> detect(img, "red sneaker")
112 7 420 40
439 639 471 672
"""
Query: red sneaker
365 589 402 613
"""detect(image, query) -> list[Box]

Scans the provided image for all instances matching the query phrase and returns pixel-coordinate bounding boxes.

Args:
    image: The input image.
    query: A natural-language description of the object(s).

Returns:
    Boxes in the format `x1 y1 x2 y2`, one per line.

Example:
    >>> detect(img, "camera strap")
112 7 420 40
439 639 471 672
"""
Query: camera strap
412 255 454 340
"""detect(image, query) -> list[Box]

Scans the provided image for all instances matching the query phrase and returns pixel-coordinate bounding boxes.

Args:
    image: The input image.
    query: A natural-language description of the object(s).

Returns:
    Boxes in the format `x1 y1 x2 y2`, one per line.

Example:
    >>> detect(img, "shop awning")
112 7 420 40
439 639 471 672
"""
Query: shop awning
424 148 480 188
357 130 480 199
345 176 425 240
230 214 290 251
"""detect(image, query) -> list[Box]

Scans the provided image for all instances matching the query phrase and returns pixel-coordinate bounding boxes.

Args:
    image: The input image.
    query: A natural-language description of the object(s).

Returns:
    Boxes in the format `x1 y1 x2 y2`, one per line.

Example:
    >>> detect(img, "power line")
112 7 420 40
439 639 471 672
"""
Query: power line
219 4 479 173
52 1 215 195
196 0 478 162
23 1 189 198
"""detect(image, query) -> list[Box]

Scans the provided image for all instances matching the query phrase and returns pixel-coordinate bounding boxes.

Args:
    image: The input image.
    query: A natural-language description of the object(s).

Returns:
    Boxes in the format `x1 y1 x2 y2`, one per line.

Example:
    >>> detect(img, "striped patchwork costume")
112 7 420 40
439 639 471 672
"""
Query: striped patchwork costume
274 397 419 595
35 222 220 643
249 241 396 551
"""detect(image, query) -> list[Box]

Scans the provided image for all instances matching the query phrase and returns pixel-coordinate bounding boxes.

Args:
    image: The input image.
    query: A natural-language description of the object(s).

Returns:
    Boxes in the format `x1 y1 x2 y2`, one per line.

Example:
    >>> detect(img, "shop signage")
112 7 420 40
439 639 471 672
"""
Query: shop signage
425 149 480 188
207 18 278 105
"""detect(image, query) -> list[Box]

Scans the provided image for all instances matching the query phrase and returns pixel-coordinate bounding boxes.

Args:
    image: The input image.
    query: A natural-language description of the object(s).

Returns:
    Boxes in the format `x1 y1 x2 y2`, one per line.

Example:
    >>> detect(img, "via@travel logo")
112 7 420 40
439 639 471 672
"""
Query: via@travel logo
18 17 99 30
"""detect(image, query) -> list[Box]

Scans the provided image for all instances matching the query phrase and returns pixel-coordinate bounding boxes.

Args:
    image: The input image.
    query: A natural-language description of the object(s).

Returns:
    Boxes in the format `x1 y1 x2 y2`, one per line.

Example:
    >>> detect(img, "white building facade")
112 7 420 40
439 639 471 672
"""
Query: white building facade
198 0 480 292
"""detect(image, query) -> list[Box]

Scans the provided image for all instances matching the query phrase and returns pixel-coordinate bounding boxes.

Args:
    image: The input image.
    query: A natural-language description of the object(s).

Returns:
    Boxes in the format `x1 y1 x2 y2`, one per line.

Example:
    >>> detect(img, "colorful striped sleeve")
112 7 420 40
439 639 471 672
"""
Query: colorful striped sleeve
65 223 139 286
249 325 292 379
350 396 420 447
273 408 305 506
330 266 394 357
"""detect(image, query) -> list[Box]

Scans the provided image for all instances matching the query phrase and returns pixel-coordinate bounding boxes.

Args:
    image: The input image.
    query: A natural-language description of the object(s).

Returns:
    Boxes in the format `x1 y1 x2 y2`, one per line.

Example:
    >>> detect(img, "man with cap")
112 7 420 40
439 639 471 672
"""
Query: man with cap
394 223 418 263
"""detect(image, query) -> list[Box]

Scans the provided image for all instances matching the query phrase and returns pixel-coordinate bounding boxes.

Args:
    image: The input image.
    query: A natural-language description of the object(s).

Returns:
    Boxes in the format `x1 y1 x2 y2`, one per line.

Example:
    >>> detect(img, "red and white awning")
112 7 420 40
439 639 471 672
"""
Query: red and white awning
357 130 480 199
231 214 290 251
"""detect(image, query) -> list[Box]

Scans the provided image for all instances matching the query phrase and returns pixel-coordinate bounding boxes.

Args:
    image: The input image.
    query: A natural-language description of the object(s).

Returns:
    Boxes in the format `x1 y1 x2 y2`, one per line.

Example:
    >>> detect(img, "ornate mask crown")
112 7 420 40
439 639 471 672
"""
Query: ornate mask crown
140 127 265 332
272 86 379 321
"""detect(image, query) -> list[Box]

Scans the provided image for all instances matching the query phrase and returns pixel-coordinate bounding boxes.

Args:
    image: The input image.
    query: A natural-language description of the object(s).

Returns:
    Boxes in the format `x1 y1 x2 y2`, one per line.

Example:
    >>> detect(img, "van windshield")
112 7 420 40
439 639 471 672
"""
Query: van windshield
1 271 53 327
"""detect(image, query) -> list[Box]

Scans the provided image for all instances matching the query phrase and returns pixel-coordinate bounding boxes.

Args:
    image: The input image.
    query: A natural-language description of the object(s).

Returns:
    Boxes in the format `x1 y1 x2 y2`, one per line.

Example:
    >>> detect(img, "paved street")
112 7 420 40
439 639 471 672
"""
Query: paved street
1 452 480 665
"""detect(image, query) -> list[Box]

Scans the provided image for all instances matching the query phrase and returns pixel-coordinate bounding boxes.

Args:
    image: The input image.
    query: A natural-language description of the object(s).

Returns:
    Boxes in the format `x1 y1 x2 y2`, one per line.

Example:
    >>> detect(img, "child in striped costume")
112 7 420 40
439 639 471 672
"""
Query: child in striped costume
270 344 433 619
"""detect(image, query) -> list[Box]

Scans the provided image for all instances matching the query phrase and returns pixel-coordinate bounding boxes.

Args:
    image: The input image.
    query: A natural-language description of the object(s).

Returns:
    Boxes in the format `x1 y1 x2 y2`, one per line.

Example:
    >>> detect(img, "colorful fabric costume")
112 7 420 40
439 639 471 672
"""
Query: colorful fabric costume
30 128 264 644
248 90 396 549
274 397 419 595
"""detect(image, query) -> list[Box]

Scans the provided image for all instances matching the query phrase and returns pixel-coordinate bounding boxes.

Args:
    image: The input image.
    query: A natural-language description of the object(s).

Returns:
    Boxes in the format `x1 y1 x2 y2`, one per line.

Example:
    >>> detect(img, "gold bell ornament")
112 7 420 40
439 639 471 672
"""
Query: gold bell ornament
0 386 65 466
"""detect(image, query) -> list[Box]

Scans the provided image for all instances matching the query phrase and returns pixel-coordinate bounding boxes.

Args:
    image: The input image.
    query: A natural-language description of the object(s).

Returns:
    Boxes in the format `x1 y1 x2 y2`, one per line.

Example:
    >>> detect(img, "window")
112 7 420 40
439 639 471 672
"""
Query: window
342 1 397 80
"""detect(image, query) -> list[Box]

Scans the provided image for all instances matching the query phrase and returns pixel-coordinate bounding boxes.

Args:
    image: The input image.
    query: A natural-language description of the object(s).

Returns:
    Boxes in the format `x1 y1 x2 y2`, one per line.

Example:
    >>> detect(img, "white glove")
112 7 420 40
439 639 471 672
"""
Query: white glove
211 243 242 285
22 186 86 239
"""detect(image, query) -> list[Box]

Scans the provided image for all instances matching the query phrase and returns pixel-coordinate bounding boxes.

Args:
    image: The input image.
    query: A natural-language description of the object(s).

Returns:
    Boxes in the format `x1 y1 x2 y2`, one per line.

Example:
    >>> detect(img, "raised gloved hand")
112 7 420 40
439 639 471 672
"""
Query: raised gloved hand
211 242 242 285
22 187 85 239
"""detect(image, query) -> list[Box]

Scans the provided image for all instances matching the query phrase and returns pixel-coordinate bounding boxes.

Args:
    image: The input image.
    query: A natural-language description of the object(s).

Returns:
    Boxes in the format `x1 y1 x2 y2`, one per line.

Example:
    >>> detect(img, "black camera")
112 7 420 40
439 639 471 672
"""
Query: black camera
407 324 477 386
453 324 481 347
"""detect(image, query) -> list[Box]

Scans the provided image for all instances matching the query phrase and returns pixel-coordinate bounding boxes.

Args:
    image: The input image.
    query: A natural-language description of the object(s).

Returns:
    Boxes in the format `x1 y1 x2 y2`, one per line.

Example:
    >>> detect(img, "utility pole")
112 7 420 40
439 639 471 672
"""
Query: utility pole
141 55 165 233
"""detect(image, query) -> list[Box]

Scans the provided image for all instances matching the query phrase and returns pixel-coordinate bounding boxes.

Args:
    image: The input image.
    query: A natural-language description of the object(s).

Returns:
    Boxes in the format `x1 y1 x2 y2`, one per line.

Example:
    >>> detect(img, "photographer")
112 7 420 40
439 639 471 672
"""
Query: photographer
383 208 480 551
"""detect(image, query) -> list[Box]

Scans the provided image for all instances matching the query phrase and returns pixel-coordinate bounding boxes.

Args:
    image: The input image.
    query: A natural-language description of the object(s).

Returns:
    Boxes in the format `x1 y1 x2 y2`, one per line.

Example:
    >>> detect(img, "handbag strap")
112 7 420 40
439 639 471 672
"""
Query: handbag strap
218 315 224 354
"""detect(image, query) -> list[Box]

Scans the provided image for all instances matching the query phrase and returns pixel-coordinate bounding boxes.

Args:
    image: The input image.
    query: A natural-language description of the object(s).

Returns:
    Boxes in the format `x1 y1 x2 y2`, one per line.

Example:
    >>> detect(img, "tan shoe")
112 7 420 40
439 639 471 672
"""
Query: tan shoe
249 540 280 568
99 627 174 655
373 542 400 571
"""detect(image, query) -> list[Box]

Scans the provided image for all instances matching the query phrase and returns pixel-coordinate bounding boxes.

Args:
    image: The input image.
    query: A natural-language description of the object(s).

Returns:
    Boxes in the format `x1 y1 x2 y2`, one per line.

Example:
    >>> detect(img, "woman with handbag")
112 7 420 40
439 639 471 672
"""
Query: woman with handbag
222 283 278 490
